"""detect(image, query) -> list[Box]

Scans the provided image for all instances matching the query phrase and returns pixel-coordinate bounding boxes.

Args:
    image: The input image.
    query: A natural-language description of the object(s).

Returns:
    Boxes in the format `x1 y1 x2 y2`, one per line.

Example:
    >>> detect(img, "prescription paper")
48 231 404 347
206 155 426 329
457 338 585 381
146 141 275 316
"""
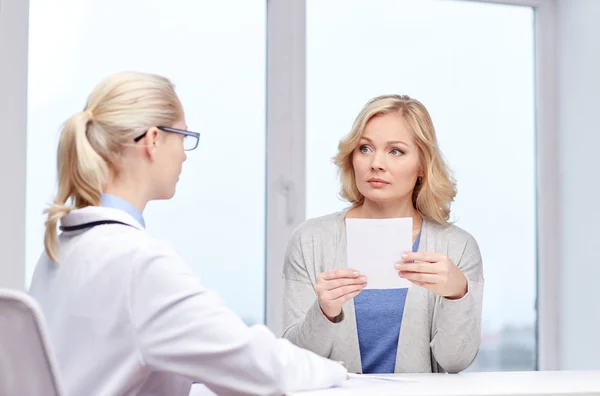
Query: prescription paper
345 217 413 289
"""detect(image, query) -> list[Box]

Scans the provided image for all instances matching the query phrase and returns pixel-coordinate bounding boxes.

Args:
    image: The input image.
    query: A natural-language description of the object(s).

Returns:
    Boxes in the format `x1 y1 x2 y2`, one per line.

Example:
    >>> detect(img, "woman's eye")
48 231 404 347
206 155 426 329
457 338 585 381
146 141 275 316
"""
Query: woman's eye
391 148 404 156
359 145 371 153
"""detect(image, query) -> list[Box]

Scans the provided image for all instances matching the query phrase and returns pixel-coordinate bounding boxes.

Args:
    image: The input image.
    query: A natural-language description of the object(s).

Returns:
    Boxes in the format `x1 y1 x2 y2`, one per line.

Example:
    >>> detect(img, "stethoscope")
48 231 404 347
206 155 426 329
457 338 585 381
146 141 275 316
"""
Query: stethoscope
59 220 136 232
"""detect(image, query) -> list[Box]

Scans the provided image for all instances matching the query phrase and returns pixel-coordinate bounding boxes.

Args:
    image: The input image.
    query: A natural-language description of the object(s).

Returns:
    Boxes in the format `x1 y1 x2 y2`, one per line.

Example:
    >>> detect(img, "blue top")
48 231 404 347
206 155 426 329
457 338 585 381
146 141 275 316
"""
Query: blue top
353 228 422 374
100 193 145 228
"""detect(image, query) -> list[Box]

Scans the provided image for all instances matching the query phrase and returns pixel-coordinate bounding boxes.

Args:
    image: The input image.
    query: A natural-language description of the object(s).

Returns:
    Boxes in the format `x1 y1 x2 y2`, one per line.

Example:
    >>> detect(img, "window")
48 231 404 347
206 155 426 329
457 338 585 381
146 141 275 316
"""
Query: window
306 0 536 371
26 0 266 325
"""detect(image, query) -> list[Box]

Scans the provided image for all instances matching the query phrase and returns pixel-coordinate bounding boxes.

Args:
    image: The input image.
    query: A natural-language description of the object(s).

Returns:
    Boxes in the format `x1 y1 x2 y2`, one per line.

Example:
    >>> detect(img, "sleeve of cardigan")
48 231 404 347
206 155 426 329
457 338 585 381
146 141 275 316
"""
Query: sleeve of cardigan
280 229 344 358
430 234 484 373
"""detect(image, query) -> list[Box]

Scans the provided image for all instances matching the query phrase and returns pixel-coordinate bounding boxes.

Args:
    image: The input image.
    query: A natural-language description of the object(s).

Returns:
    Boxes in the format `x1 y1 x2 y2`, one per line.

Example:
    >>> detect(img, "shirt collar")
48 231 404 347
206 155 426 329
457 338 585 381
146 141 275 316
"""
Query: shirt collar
100 193 146 228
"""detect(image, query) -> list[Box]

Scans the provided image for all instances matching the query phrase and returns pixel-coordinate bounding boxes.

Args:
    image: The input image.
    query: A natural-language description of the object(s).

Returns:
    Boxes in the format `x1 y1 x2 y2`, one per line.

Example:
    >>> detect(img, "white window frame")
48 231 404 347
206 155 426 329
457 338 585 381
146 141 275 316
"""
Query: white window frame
265 0 559 370
0 0 29 291
2 0 558 371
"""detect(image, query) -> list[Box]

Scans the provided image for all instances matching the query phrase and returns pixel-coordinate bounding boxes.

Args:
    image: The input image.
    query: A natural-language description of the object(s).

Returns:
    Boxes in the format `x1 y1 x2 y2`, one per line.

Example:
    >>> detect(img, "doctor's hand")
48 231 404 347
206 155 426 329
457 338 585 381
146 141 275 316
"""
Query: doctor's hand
316 269 367 322
395 252 468 300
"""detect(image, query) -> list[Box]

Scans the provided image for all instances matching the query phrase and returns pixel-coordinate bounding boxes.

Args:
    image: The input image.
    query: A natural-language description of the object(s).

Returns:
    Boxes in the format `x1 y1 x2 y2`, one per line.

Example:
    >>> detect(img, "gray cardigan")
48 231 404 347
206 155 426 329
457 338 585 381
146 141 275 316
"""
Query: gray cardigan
281 211 484 374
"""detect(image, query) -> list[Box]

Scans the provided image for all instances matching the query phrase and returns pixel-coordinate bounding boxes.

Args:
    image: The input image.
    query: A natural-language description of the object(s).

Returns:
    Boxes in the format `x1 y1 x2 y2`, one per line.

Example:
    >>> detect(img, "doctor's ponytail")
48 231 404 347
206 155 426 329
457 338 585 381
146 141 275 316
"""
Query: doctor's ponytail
44 110 109 262
43 71 183 263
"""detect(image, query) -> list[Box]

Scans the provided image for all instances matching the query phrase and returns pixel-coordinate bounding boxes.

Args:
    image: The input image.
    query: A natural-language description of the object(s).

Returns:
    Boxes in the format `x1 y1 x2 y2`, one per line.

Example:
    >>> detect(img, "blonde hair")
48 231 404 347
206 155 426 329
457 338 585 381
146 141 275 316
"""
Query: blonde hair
334 94 457 224
44 71 183 262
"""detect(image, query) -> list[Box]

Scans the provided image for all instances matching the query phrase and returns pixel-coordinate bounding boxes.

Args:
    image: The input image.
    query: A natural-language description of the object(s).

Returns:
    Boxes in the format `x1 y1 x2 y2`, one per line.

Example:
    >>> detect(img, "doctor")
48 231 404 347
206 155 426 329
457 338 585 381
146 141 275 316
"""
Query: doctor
28 71 346 396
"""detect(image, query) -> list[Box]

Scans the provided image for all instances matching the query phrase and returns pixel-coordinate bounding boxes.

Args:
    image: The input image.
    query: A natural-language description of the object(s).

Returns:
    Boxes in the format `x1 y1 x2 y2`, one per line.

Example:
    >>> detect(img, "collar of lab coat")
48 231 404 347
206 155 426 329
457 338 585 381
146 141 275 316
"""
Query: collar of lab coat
60 206 146 231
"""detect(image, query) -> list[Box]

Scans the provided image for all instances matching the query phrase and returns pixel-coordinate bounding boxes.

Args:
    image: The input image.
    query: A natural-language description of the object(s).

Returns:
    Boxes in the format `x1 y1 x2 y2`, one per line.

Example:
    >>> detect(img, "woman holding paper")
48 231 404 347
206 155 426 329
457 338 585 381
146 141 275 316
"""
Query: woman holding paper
281 94 483 375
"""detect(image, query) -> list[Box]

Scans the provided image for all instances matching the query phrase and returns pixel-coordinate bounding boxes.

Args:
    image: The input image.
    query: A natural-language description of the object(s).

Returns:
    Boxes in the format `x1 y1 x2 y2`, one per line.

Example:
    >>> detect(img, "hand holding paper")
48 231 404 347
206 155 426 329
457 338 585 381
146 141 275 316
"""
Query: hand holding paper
316 269 368 321
395 252 468 299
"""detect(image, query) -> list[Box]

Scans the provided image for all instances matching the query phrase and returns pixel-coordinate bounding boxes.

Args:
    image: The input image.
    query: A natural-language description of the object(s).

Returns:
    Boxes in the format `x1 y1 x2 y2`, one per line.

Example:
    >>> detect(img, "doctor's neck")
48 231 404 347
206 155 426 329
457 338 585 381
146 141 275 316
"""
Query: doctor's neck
103 176 150 213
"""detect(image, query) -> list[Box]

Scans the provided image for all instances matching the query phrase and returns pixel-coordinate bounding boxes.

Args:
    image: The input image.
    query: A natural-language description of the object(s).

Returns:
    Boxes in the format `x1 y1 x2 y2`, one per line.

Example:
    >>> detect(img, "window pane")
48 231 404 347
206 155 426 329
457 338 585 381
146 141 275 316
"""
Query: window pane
307 0 536 371
26 0 266 325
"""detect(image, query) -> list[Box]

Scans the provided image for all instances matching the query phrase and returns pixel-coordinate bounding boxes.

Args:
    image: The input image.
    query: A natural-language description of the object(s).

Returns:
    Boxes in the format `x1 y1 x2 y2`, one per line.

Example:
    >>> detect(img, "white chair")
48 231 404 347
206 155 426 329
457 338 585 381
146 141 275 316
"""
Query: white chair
0 288 65 396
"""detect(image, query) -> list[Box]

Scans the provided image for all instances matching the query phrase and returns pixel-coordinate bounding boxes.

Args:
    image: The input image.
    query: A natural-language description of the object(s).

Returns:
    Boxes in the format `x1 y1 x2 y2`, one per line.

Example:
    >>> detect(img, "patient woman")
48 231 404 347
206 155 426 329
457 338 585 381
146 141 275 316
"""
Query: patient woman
282 94 484 374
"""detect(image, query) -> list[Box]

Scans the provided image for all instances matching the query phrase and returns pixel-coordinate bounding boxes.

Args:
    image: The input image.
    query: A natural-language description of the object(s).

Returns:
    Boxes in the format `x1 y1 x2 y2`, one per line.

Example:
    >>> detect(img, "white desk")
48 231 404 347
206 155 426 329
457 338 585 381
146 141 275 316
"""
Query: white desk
288 370 600 396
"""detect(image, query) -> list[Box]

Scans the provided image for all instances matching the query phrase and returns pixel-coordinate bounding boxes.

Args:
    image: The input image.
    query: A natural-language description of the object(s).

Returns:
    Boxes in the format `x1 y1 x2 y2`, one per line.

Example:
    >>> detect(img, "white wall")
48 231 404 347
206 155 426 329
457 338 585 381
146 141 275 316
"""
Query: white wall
0 0 28 290
556 0 600 371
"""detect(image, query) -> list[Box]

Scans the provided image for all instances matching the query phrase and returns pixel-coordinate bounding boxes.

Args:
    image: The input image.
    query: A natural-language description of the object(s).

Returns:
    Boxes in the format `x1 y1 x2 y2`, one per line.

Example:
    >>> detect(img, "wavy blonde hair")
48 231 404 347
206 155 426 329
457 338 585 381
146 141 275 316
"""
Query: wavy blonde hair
44 71 183 262
334 94 456 224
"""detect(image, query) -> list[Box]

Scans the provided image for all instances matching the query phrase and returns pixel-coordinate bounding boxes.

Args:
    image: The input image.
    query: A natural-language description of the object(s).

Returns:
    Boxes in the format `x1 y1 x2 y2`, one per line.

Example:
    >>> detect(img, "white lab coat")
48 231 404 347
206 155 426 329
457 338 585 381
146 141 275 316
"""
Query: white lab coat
29 206 346 396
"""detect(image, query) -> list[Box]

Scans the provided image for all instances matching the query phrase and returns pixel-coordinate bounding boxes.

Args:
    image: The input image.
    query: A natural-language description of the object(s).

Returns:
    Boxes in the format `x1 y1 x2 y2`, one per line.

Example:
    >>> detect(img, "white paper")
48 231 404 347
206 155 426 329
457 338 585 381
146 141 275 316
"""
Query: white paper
336 377 395 390
347 373 416 383
346 217 412 289
329 374 416 390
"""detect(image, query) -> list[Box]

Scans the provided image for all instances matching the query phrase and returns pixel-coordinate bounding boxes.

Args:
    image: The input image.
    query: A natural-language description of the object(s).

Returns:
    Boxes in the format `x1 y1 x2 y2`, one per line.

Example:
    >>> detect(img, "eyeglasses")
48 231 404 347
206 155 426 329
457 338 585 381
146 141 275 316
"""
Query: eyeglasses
134 126 201 151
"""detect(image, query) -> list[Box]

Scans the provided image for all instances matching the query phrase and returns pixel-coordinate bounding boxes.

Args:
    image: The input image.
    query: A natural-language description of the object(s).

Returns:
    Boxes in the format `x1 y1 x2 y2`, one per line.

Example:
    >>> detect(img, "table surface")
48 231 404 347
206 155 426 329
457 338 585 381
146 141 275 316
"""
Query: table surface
287 370 600 396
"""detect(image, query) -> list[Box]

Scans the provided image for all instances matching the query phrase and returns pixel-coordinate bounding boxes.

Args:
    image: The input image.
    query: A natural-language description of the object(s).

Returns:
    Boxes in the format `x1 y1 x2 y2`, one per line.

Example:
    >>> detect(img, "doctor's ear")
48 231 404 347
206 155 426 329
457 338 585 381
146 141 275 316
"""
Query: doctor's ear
142 127 161 159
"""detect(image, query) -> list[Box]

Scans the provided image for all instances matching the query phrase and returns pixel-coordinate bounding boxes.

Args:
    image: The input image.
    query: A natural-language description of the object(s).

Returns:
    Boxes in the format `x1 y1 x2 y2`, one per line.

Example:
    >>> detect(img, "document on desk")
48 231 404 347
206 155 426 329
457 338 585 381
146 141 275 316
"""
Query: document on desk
334 373 416 389
347 373 416 383
346 217 413 289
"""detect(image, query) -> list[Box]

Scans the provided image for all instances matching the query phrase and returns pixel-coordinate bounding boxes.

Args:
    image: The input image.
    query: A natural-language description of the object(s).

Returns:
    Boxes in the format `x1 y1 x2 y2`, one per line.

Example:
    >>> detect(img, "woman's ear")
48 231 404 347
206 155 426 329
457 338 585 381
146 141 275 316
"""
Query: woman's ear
143 127 161 160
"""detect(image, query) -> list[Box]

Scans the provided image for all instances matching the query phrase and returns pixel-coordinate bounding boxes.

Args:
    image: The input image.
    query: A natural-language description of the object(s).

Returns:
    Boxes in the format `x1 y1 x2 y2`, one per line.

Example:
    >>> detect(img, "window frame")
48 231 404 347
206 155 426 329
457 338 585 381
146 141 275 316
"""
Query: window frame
2 0 558 371
265 0 559 370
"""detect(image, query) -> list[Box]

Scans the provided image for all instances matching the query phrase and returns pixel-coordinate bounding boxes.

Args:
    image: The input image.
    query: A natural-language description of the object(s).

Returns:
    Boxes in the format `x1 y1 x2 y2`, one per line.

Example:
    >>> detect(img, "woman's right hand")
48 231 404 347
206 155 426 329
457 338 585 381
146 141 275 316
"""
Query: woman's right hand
316 269 367 321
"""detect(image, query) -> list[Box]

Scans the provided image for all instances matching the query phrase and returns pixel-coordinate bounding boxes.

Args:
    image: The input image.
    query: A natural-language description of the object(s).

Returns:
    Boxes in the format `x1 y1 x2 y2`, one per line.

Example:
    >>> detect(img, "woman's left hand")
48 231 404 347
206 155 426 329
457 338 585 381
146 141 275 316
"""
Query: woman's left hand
395 252 468 299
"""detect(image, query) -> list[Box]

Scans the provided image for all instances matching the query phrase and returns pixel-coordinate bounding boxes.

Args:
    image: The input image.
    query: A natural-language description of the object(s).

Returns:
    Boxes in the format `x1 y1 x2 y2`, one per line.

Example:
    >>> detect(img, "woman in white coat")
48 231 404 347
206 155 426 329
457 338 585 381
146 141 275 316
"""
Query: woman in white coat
28 71 346 396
